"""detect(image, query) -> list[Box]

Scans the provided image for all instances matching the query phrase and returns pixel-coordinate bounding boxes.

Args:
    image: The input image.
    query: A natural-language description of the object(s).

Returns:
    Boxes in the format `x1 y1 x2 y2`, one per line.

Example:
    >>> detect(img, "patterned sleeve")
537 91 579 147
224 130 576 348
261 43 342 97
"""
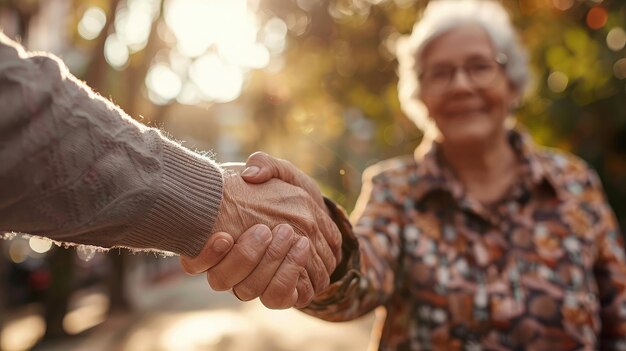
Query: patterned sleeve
587 170 626 349
300 168 405 321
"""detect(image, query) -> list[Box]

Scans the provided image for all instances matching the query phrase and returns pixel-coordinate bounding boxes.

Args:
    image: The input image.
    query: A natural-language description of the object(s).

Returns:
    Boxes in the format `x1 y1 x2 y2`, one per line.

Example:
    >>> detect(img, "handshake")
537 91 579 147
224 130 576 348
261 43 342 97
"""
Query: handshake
180 152 343 310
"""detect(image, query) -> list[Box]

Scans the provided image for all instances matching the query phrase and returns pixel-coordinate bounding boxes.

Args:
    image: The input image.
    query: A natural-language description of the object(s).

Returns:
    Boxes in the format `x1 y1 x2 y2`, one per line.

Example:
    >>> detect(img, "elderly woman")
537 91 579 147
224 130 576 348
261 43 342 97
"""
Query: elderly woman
201 0 626 349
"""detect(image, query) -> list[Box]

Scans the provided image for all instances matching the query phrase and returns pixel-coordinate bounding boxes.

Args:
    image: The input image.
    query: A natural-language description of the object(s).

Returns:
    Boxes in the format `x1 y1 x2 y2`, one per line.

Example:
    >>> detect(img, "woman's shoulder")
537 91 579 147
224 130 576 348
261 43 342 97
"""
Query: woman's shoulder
536 146 596 180
361 155 418 183
535 146 605 198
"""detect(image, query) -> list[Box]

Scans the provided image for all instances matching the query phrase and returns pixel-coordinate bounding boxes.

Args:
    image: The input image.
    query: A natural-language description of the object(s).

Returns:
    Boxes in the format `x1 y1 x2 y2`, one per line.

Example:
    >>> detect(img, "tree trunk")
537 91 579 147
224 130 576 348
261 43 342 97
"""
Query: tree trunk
0 241 6 348
106 253 130 314
42 248 74 340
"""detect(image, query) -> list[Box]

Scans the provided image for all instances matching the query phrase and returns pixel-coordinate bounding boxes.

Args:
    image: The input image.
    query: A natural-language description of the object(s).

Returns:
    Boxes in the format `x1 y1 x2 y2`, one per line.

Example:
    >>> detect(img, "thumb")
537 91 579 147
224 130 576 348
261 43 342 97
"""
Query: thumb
179 232 234 275
240 152 277 184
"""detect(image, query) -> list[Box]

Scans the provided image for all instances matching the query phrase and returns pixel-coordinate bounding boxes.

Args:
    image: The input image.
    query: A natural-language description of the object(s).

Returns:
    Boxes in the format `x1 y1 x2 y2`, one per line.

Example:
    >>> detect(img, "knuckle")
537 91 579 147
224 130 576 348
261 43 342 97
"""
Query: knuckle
235 245 260 266
284 245 307 267
265 242 288 263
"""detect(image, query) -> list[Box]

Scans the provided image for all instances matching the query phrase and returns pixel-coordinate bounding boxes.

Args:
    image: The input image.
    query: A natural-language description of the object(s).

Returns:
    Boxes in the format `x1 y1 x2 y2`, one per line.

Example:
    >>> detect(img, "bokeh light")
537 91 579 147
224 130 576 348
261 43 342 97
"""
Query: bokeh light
189 54 244 102
607 27 626 51
219 41 270 69
262 17 288 55
552 0 574 11
77 7 107 40
548 71 569 93
29 237 52 254
63 293 108 335
146 64 183 103
114 7 152 52
0 315 45 351
104 33 129 69
586 7 608 30
614 58 626 80
8 239 29 263
141 0 275 103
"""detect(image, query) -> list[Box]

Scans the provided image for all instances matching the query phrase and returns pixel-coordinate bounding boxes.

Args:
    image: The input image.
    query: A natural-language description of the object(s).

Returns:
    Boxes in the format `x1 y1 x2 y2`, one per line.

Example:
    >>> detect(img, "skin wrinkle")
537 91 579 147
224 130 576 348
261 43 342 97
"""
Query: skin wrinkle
214 173 338 292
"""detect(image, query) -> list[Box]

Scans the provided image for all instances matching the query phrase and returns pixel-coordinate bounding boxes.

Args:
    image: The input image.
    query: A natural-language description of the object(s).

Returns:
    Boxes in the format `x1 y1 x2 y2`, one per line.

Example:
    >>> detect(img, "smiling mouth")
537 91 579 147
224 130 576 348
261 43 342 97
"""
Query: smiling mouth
445 109 487 118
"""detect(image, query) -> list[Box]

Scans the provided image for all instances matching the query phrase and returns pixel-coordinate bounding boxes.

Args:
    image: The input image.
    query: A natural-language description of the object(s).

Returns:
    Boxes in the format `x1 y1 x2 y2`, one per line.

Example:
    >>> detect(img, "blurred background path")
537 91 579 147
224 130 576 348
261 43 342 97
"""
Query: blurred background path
2 255 374 351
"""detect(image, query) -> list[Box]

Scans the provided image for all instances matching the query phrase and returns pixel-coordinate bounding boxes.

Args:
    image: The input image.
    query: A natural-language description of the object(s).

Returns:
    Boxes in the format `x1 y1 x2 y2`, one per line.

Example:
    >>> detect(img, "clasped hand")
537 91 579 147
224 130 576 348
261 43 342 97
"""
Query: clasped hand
180 155 341 309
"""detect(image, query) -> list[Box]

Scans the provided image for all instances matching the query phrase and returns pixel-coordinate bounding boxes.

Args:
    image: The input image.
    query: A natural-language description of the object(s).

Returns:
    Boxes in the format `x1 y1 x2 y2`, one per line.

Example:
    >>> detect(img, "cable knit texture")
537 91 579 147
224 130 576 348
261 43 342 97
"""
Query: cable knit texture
0 32 223 257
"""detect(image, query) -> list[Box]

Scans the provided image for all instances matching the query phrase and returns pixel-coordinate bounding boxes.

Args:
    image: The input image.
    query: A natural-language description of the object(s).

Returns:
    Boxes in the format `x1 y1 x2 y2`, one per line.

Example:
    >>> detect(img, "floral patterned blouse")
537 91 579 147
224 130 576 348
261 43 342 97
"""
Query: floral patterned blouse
304 129 626 351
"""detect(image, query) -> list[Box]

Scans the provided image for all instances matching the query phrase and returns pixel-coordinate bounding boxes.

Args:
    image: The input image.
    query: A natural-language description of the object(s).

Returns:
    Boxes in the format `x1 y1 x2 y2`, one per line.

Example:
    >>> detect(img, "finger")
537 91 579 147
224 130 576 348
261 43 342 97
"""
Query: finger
306 246 331 293
296 216 336 278
260 236 311 309
206 224 272 291
232 224 297 301
179 232 235 275
241 152 275 183
315 206 343 269
294 266 314 308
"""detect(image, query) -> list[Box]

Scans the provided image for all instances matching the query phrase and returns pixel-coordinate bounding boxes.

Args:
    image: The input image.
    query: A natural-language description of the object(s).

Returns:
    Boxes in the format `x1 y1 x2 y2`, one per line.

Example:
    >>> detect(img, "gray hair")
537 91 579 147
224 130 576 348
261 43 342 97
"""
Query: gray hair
396 0 530 135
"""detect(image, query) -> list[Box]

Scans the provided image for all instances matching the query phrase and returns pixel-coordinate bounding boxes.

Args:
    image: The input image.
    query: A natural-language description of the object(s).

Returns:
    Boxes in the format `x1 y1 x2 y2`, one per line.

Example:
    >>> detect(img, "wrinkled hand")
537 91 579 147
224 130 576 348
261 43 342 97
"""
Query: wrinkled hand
180 224 313 309
212 163 341 300
240 154 326 212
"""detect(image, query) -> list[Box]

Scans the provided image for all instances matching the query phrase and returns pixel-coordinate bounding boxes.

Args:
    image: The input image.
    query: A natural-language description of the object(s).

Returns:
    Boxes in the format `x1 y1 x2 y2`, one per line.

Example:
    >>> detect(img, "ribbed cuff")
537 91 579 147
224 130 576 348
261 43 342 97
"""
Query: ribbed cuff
129 140 224 257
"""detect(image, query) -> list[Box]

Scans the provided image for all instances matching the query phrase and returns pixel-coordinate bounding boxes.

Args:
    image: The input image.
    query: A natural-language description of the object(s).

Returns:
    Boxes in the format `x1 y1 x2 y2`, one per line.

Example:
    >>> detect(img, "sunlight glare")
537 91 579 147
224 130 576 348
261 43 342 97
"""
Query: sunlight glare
159 311 254 349
166 0 252 58
78 7 107 40
146 64 183 102
190 54 244 102
219 41 270 69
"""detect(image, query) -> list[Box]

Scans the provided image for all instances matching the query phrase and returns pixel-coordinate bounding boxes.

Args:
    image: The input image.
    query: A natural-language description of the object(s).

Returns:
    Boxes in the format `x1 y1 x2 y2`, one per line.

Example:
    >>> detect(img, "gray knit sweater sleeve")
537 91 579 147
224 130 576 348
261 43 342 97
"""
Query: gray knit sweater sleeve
0 32 223 257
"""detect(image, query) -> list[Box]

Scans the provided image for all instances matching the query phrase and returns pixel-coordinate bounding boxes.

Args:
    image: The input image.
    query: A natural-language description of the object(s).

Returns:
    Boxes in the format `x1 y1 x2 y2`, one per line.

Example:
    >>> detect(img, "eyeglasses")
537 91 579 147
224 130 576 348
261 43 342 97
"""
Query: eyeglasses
418 54 507 95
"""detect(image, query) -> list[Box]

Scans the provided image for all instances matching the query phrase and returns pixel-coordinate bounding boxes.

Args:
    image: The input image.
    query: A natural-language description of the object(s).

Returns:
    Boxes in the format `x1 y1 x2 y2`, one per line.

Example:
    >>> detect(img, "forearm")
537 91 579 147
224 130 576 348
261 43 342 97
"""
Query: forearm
0 32 222 256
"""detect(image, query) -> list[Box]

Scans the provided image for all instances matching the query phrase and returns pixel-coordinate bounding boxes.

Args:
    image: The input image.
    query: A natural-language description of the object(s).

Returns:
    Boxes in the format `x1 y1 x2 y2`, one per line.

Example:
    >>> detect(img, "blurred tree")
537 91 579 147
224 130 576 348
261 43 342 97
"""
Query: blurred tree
42 248 74 340
0 241 5 348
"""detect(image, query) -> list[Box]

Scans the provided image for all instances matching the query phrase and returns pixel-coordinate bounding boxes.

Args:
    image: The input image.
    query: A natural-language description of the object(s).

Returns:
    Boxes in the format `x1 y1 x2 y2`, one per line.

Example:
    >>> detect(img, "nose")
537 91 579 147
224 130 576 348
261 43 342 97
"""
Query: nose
448 68 474 92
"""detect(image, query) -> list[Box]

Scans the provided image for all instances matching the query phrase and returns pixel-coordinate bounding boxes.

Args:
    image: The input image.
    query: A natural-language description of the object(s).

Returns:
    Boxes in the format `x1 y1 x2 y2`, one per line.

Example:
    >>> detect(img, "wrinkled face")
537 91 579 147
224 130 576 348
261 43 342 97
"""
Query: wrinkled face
418 25 518 147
